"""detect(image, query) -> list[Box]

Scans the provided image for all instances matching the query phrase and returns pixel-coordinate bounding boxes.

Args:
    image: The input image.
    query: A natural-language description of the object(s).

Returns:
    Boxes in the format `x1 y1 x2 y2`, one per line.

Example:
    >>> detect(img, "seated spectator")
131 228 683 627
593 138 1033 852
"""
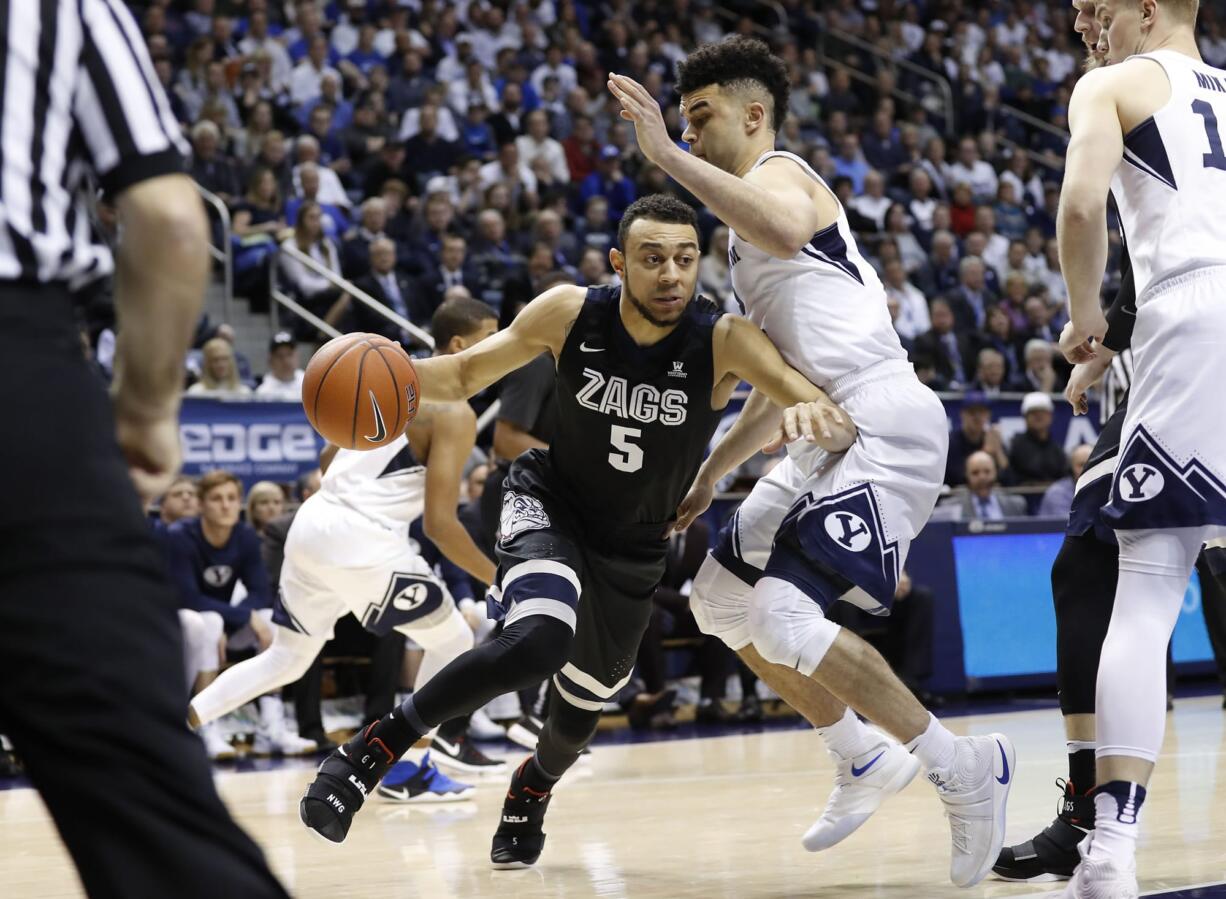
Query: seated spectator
832 133 869 194
947 136 999 203
278 201 349 337
488 81 526 147
945 451 1028 520
403 104 459 188
576 195 615 257
246 130 293 198
1039 238 1070 307
468 209 523 309
187 337 253 397
943 256 995 333
962 231 1003 295
418 234 482 312
699 225 735 313
578 247 615 287
448 58 499 119
917 229 961 296
907 168 939 234
291 136 351 210
970 348 1010 396
188 120 240 204
848 169 891 232
397 85 460 143
458 99 498 159
993 181 1029 241
532 209 581 268
580 145 636 222
912 299 975 389
245 481 286 536
301 100 348 170
999 272 1031 331
973 207 1011 281
949 182 978 237
883 204 927 275
478 141 538 207
945 391 1011 487
340 197 388 279
516 109 569 185
862 108 907 173
1009 393 1069 484
157 475 199 527
167 470 315 755
349 238 432 345
286 162 349 239
882 259 930 342
342 94 393 175
231 167 287 301
290 33 341 105
1021 339 1061 393
1039 444 1094 519
563 114 600 184
255 332 306 399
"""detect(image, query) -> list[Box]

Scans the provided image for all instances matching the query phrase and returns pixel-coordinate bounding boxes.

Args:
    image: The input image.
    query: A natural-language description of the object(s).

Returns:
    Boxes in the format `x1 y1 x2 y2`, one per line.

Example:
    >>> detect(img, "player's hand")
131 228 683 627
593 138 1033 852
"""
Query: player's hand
1061 308 1109 364
764 401 857 454
673 480 714 533
112 398 183 507
1064 362 1100 416
249 611 273 652
607 74 676 166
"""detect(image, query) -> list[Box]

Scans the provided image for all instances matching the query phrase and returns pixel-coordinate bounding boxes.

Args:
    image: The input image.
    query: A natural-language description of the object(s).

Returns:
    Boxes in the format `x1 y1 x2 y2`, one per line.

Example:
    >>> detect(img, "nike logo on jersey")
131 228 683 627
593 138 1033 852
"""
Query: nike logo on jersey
850 750 885 777
364 390 387 443
579 342 604 353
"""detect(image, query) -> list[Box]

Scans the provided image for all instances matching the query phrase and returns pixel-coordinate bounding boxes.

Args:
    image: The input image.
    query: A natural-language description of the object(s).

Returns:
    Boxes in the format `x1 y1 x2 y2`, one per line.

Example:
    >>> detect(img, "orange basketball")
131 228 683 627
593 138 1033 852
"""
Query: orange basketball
301 333 421 450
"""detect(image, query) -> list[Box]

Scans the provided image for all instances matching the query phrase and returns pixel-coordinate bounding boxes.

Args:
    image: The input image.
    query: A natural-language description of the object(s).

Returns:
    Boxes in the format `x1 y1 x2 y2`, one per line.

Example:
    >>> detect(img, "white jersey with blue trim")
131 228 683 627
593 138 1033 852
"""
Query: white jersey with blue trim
1109 51 1226 298
727 151 907 389
319 433 426 529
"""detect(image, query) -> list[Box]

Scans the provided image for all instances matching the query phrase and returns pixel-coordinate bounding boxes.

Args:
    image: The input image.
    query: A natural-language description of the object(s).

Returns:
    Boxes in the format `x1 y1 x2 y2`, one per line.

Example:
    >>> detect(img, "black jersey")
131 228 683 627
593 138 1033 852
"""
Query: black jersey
547 284 726 527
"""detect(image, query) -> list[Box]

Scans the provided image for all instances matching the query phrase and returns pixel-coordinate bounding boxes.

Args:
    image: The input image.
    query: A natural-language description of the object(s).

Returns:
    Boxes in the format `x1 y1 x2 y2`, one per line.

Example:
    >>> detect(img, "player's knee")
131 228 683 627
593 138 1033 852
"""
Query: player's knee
406 608 474 661
690 555 755 649
543 699 600 751
499 615 574 684
747 576 841 676
267 627 324 683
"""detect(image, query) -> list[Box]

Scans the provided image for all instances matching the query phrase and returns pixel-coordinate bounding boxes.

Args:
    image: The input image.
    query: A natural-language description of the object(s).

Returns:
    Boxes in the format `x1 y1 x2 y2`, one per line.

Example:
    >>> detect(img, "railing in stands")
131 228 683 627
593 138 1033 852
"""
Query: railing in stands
269 242 434 348
193 183 233 325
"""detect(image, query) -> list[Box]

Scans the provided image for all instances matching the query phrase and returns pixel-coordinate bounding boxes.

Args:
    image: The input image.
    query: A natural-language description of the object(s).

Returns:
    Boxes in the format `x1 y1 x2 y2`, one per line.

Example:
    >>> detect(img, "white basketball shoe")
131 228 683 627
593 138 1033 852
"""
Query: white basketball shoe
928 733 1015 887
1064 834 1139 899
803 740 921 851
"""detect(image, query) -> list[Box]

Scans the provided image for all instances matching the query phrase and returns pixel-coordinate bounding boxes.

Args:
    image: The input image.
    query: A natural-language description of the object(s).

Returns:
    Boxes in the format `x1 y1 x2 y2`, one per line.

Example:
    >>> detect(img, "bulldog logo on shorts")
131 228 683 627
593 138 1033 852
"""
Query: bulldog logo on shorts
500 491 550 543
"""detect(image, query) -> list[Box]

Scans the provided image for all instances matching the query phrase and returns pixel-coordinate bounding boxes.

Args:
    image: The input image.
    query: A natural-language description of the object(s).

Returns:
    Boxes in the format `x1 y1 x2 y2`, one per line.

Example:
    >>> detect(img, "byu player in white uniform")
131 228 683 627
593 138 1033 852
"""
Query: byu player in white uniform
609 38 1014 888
188 299 501 797
1056 0 1226 893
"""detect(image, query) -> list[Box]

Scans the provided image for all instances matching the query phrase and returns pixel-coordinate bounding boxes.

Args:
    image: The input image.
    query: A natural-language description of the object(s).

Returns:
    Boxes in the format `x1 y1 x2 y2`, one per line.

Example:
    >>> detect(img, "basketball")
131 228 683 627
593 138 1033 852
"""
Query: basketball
301 333 420 450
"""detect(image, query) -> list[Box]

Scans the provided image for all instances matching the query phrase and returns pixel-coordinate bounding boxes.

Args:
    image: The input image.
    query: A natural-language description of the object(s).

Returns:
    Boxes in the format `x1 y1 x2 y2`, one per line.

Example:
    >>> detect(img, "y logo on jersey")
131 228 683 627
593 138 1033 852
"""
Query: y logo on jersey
364 390 387 443
203 565 234 588
824 512 872 552
1120 463 1164 501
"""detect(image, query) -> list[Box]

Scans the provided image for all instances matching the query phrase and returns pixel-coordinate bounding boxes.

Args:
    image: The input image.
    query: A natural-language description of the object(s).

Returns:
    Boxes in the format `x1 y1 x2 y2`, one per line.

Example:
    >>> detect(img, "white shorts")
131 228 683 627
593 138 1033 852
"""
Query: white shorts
1103 265 1226 539
276 494 456 640
712 360 947 613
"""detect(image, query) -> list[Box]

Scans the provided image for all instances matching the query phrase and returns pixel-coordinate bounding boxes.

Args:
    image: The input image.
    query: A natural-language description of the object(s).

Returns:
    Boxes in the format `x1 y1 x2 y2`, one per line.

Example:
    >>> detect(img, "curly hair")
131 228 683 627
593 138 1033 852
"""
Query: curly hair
676 36 791 130
617 193 698 249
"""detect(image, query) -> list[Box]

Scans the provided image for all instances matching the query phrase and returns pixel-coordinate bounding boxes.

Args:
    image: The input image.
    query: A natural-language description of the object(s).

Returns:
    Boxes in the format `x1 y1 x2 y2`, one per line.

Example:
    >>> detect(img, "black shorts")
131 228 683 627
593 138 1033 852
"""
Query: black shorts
488 450 669 711
1067 401 1126 545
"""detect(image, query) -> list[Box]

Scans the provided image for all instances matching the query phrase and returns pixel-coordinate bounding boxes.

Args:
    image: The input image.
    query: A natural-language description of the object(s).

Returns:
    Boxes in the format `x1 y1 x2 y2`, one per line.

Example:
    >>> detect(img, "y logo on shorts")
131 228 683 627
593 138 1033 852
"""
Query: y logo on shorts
824 512 872 552
1120 464 1165 502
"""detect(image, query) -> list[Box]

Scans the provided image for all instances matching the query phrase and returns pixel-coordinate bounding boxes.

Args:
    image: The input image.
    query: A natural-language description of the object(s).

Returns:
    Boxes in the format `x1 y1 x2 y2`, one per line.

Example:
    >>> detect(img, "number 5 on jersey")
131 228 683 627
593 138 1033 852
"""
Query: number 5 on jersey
609 424 643 472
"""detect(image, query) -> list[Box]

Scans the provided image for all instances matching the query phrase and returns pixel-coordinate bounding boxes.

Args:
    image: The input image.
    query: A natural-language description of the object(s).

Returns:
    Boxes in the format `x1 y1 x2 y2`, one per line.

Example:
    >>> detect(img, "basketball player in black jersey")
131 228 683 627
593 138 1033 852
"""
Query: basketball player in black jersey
298 194 857 860
993 0 1137 879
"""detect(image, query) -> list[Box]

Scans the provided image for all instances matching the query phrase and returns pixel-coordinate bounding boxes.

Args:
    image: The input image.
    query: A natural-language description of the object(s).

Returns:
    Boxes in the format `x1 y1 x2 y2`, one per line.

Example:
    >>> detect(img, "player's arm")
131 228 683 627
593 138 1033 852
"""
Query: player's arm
422 403 498 586
319 442 340 474
1058 67 1123 349
412 285 583 402
714 315 856 452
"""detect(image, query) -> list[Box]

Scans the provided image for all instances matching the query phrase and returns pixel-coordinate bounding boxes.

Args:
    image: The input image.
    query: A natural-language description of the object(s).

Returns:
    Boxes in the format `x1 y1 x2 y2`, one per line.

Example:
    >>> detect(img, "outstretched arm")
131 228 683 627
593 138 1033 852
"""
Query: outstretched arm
412 285 583 402
1058 67 1123 350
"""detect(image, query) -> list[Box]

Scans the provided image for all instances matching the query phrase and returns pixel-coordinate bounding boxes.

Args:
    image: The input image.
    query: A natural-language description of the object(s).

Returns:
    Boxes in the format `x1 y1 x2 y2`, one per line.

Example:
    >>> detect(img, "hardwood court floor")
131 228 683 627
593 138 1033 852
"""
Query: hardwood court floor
5 697 1226 898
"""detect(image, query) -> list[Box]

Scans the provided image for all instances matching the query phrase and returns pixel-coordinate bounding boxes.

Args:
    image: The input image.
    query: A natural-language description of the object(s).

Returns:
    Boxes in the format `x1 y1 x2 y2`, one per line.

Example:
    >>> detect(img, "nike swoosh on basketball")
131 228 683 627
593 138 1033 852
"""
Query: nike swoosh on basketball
995 741 1010 785
579 342 604 353
364 390 387 442
850 750 885 777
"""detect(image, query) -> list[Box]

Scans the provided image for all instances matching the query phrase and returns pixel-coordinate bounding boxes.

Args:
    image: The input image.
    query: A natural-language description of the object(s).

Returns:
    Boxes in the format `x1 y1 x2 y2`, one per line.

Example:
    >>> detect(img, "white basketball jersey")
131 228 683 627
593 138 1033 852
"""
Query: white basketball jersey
728 151 907 389
319 433 426 528
1109 51 1226 298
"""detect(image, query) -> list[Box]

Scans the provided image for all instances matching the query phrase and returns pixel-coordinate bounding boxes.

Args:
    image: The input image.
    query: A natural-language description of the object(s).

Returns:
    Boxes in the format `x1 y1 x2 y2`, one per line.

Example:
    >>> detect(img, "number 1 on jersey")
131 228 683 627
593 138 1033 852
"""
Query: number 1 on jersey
1193 99 1226 171
608 424 643 472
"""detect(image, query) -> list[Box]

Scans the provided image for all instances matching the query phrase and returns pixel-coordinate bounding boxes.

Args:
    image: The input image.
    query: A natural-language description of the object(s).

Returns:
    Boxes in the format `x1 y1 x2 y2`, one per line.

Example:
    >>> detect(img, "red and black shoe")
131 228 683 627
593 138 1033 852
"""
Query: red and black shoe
490 758 553 868
992 778 1094 881
299 723 396 844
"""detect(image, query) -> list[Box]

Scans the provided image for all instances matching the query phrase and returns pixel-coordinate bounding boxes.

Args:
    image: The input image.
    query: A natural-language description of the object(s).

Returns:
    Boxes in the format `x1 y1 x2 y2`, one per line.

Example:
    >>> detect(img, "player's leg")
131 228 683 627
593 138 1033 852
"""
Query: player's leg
690 461 914 852
995 530 1118 882
299 555 580 843
1069 527 1203 895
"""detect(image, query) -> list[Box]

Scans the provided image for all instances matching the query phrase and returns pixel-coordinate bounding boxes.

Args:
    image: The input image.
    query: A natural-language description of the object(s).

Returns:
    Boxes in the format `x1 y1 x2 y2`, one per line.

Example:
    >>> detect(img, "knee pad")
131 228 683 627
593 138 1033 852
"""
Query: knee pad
690 554 756 650
747 576 842 677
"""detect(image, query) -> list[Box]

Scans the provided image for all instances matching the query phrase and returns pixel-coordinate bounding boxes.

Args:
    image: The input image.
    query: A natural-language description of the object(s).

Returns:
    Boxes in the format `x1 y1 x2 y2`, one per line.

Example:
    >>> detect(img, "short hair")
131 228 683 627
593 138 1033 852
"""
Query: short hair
1159 0 1200 22
191 119 220 142
197 469 242 500
431 296 497 348
1024 338 1053 360
617 193 698 249
676 36 791 130
977 347 1004 366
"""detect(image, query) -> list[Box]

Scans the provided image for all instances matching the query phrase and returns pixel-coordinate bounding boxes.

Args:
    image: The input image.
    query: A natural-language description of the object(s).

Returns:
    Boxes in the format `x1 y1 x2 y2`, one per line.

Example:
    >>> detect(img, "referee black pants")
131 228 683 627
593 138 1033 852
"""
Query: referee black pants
0 290 286 898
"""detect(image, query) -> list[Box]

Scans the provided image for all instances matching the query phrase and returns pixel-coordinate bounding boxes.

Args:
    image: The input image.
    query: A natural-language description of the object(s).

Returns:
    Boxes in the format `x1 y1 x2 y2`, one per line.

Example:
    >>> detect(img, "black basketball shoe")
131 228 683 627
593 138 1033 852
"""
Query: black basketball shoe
490 758 553 869
299 723 397 843
992 779 1094 882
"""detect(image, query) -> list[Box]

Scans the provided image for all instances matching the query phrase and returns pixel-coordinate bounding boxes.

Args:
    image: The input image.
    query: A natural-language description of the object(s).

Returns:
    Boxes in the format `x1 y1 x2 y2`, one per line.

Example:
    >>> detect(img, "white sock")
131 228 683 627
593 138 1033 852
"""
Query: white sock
816 707 878 759
905 713 956 772
1089 782 1146 862
258 694 285 733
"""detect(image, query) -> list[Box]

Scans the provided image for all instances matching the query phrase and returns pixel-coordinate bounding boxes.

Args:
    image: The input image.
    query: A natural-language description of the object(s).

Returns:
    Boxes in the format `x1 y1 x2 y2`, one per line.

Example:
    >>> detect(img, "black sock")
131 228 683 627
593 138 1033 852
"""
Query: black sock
364 698 430 759
437 715 469 743
1068 746 1096 796
521 754 561 795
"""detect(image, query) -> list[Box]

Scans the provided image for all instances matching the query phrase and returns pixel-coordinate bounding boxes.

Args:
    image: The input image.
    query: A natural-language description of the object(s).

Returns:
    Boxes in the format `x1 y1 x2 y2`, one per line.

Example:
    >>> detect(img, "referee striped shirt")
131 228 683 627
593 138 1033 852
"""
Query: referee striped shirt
0 0 187 286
